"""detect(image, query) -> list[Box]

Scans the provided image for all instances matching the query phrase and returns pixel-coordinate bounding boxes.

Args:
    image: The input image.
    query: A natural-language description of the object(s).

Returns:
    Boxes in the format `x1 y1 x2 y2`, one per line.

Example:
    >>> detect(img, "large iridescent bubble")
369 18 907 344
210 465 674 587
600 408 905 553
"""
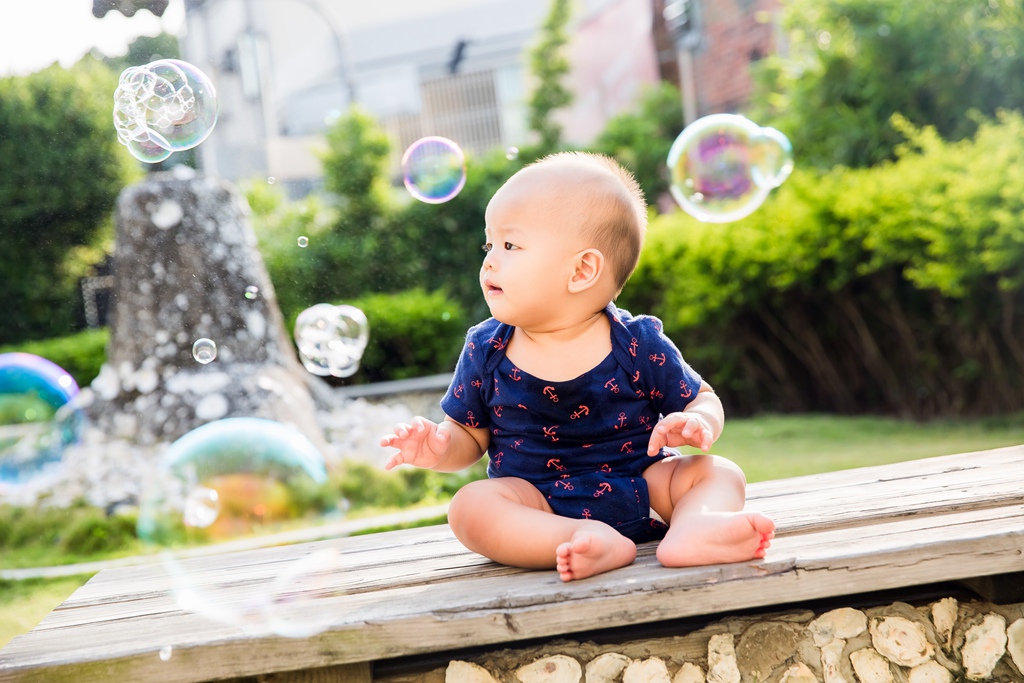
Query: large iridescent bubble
294 304 369 378
113 59 218 164
0 353 82 490
402 136 467 204
136 418 343 637
667 113 793 223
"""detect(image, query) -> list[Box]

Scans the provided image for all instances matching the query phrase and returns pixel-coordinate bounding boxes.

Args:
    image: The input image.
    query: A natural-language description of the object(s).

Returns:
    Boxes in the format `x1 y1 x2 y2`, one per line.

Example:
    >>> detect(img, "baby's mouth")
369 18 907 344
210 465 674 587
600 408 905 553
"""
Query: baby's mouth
483 280 503 295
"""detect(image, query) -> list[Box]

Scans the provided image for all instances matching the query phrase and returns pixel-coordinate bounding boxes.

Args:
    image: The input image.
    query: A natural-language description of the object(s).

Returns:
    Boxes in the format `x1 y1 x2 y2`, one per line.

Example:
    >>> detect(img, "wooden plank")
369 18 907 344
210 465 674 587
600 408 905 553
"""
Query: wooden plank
2 503 1022 683
2 446 1023 683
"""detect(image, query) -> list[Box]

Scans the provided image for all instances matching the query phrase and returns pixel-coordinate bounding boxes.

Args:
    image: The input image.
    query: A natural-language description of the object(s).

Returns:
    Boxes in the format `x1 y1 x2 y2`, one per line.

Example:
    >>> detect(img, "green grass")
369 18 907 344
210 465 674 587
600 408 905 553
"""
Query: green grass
1 413 1022 650
0 575 94 649
708 412 1024 482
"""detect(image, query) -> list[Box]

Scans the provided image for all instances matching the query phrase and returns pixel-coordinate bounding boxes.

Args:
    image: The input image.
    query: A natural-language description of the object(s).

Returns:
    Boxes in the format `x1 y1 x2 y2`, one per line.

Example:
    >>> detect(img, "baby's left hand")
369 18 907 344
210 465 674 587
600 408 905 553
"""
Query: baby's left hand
648 412 714 455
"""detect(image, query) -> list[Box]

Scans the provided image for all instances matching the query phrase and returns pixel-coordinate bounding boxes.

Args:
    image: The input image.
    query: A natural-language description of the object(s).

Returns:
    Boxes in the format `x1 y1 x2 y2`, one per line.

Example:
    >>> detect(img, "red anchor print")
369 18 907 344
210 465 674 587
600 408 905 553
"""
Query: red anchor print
679 380 693 398
554 479 574 491
594 482 613 497
649 387 664 399
598 463 612 473
465 411 479 428
581 509 592 519
620 441 634 454
517 403 529 410
467 341 476 359
488 336 507 351
570 405 590 419
546 458 567 471
604 378 620 393
639 415 652 431
614 412 627 430
471 379 482 388
632 370 640 383
491 427 501 435
494 378 500 395
513 438 524 450
629 338 639 357
493 405 503 418
453 383 464 398
649 352 666 366
543 386 559 402
508 367 521 381
492 451 503 468
543 425 559 442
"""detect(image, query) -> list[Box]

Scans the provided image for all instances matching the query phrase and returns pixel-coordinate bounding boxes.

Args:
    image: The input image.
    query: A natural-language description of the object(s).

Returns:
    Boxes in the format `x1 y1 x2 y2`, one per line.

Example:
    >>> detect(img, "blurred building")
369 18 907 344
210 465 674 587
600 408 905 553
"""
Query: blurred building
180 0 665 197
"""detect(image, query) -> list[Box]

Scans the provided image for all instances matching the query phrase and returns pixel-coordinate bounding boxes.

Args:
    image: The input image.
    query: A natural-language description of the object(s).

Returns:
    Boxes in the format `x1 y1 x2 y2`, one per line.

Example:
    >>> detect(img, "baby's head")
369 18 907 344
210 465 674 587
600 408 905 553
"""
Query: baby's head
487 152 647 296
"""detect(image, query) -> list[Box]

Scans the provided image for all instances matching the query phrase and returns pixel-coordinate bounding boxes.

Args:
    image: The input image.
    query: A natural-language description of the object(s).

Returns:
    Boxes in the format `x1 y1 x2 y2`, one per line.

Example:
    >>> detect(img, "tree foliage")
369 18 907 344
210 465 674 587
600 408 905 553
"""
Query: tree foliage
526 0 574 153
751 0 1024 168
620 113 1024 418
594 81 685 206
0 59 137 344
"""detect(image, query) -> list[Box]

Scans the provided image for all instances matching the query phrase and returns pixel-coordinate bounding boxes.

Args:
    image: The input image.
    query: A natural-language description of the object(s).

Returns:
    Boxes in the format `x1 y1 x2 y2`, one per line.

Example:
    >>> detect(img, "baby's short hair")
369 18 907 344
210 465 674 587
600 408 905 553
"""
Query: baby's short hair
527 151 648 293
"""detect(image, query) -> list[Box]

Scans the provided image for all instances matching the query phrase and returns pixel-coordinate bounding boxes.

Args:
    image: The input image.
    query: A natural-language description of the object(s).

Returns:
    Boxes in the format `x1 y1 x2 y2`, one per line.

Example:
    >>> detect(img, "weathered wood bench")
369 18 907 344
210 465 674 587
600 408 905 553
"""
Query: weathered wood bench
2 445 1023 682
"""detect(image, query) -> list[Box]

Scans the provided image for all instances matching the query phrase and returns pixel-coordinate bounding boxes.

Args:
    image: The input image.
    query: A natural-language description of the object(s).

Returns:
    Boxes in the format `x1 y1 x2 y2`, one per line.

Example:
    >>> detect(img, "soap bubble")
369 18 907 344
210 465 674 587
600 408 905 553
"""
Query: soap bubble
159 646 173 662
191 338 217 364
294 304 369 378
0 353 83 491
113 59 218 164
244 285 259 300
666 113 793 223
402 136 467 204
505 146 519 161
297 236 309 248
137 417 344 637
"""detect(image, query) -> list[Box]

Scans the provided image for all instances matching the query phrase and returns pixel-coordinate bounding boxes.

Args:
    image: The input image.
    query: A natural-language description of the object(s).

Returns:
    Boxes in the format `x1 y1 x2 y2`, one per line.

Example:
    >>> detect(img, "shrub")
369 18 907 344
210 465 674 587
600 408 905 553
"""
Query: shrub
59 510 137 556
343 288 470 383
619 113 1024 418
0 328 109 389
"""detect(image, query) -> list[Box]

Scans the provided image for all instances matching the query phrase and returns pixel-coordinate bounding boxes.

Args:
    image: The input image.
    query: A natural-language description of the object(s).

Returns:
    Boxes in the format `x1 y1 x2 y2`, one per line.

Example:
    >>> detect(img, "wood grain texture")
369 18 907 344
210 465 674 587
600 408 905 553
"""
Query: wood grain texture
1 445 1022 683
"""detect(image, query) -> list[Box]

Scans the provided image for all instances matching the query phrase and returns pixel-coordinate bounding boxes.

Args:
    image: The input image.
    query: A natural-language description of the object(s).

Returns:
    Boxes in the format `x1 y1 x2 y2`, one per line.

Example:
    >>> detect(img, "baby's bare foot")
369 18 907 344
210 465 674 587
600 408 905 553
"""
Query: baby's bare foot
656 511 775 568
555 522 637 582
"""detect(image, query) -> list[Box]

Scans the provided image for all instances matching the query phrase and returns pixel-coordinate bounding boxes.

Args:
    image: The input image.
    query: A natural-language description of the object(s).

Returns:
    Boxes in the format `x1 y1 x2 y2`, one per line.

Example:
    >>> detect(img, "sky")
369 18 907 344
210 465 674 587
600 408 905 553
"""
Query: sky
0 0 186 77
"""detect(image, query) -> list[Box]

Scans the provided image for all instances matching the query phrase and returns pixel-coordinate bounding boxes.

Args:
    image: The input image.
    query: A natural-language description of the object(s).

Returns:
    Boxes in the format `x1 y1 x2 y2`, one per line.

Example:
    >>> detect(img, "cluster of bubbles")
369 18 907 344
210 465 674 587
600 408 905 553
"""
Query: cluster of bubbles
667 113 793 223
401 136 467 204
113 59 218 163
0 353 82 492
136 417 343 637
294 304 369 378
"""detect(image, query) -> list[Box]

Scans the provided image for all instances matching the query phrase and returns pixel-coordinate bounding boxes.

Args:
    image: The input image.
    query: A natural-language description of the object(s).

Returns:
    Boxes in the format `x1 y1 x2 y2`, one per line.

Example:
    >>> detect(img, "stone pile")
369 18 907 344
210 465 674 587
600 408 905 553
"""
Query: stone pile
424 598 1024 683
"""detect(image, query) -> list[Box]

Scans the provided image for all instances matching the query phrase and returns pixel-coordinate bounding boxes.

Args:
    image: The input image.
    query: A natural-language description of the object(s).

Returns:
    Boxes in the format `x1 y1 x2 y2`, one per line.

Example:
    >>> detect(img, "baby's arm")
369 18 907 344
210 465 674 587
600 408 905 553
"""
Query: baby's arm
647 381 724 455
381 416 489 472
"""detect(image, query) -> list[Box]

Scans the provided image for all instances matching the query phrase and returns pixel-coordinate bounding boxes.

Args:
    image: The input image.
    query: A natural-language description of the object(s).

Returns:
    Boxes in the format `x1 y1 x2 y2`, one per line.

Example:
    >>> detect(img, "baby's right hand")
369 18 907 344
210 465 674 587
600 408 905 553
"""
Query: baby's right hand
380 417 452 470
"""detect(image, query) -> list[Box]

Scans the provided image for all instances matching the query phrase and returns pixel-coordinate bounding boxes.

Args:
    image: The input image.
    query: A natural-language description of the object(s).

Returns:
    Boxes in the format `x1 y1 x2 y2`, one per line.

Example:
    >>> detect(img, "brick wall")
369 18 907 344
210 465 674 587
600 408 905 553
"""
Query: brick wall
654 0 783 116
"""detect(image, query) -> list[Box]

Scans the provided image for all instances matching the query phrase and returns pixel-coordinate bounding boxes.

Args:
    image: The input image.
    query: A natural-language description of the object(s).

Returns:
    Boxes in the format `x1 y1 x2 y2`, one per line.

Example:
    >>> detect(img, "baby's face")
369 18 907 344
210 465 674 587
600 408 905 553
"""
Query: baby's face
479 169 588 329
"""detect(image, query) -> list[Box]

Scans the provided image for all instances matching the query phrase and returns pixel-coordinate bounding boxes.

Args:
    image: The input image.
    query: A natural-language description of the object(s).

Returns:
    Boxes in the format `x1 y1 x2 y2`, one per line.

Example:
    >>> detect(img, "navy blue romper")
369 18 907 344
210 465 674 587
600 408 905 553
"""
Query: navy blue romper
441 304 703 543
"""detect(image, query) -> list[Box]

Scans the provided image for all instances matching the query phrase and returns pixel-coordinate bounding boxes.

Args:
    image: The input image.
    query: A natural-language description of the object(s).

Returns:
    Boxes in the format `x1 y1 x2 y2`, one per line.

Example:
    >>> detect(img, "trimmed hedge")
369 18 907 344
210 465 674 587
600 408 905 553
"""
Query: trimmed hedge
342 288 470 383
619 113 1024 418
0 328 108 389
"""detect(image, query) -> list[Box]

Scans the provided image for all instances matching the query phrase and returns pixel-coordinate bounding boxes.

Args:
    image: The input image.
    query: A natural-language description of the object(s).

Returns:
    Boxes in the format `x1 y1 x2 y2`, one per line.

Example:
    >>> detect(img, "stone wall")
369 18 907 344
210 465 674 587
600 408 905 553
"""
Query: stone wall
381 597 1024 683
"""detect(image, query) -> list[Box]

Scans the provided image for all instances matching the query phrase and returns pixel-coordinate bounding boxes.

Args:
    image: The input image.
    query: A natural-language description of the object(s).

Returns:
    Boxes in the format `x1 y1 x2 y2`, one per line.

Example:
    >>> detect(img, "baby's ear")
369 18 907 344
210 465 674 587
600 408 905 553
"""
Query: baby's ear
568 248 604 293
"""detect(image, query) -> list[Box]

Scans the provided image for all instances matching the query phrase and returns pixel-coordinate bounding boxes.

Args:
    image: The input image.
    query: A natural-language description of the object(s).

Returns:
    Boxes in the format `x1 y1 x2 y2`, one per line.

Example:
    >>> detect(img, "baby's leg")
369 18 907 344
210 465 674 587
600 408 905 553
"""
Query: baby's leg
643 454 775 567
448 477 636 581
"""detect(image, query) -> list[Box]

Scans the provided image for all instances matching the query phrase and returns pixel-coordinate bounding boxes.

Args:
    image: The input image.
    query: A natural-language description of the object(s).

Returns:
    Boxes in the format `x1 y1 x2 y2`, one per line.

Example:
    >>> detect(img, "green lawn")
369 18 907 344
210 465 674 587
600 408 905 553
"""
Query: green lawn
1 412 1021 650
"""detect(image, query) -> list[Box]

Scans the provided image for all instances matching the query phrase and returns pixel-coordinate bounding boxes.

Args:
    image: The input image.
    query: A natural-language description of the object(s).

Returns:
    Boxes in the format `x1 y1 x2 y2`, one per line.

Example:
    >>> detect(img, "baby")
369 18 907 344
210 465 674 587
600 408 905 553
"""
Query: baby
381 152 774 581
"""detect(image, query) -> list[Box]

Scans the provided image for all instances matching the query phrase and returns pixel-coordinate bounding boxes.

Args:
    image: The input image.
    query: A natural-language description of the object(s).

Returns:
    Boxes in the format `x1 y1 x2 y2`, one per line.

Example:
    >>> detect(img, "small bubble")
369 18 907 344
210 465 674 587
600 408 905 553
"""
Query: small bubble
244 285 259 300
267 176 276 185
297 236 309 248
159 645 173 661
505 146 519 161
191 338 217 364
441 311 451 321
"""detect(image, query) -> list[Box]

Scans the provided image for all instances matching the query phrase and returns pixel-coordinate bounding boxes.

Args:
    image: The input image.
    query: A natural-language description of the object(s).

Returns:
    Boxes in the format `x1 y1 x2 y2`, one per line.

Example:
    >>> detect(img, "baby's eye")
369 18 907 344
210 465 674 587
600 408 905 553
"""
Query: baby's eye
481 242 492 252
503 242 518 251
